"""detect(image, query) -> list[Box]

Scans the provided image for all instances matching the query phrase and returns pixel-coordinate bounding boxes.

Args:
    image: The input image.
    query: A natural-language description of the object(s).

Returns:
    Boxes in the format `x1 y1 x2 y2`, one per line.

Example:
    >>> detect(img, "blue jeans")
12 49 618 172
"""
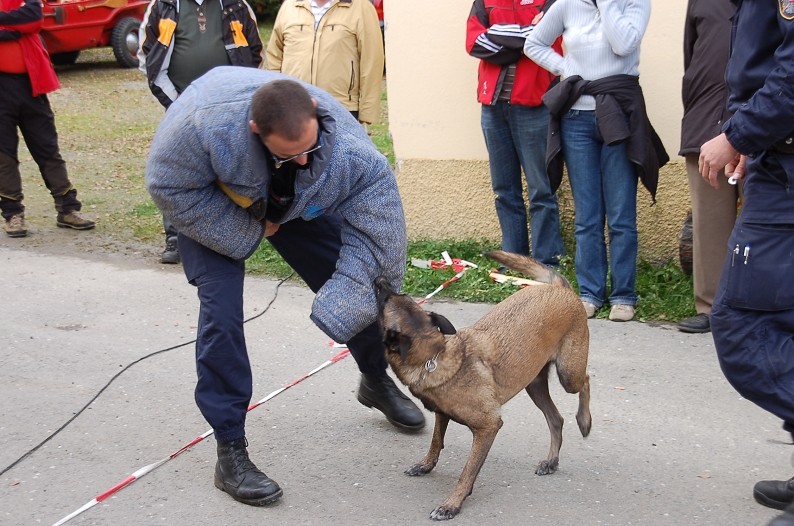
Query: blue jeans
481 102 564 265
561 110 637 307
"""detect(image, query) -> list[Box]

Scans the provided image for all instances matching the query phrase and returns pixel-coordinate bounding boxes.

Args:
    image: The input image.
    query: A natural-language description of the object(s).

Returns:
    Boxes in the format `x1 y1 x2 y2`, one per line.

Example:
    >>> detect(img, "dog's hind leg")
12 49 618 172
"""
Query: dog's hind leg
430 421 501 521
405 412 449 476
526 362 564 475
575 374 592 437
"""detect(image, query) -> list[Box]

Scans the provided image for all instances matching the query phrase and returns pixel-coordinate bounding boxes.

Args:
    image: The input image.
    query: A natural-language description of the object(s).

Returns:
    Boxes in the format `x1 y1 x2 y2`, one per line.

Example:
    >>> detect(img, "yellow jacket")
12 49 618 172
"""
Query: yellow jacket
266 0 384 125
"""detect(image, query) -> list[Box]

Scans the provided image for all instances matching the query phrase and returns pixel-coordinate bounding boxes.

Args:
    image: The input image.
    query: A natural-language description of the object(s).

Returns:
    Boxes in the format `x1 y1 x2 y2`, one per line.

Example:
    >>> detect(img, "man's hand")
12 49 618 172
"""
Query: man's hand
264 220 280 237
726 154 747 185
699 133 740 189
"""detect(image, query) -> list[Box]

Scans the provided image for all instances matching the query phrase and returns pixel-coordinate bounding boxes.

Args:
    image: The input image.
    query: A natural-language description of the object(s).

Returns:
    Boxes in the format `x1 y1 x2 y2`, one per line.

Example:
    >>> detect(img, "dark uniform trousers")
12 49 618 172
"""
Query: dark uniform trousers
711 152 794 439
178 213 388 443
0 73 80 219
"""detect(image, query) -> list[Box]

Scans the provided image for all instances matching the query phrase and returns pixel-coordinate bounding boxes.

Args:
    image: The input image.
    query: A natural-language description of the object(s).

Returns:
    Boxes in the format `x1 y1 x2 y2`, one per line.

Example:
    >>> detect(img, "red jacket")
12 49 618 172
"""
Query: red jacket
0 0 59 96
466 0 560 106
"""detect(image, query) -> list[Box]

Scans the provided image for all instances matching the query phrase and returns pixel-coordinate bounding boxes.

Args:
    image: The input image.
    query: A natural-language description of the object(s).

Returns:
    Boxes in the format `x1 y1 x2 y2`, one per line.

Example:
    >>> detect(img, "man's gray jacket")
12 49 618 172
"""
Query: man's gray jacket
146 66 406 343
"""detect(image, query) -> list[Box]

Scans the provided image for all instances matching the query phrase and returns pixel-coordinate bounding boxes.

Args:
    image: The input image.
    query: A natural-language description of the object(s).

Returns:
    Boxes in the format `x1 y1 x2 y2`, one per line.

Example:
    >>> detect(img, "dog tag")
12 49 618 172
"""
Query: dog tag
425 358 437 373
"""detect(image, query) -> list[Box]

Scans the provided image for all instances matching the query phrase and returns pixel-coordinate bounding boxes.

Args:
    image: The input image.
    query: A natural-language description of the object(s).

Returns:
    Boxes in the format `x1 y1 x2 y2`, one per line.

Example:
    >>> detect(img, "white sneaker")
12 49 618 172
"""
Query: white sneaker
609 304 635 322
581 301 597 319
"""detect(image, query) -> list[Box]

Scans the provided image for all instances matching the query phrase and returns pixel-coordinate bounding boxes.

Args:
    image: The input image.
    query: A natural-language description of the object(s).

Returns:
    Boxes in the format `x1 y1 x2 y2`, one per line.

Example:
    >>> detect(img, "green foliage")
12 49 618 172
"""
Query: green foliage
633 258 695 322
250 0 281 19
246 242 298 279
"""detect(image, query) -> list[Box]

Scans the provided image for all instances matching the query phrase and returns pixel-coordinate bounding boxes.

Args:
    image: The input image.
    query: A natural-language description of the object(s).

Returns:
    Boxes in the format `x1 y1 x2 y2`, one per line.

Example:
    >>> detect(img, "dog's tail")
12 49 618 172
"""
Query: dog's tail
485 250 571 290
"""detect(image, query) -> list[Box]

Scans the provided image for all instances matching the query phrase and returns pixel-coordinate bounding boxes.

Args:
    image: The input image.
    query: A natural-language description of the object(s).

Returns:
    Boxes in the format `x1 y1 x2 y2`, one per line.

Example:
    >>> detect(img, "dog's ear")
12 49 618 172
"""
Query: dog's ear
399 334 413 361
429 312 457 335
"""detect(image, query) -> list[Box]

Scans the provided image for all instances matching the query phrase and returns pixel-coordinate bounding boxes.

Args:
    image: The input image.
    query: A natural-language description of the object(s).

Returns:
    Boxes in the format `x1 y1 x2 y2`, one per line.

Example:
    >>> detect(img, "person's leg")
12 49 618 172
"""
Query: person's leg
267 215 424 430
600 136 638 311
680 154 738 329
179 234 251 441
481 102 529 256
17 89 94 229
711 155 794 512
511 103 565 266
0 74 27 236
178 234 282 506
560 110 607 309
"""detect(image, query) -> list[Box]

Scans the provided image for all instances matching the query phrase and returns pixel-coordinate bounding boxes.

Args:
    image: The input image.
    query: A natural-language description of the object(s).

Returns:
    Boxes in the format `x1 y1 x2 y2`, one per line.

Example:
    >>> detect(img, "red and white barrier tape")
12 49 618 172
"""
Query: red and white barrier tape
52 348 351 526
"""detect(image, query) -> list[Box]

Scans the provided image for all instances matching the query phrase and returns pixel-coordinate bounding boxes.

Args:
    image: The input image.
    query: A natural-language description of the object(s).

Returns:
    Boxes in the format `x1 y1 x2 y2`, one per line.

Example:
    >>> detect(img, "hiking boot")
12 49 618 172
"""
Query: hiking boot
358 373 425 431
678 313 711 334
161 236 180 264
214 438 283 506
755 476 794 510
56 211 95 230
609 304 636 322
581 301 597 319
4 213 27 238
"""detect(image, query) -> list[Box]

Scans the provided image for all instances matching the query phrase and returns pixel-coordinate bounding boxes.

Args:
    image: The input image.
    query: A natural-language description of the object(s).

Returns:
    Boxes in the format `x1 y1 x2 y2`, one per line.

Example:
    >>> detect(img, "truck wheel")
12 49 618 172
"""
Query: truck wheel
111 17 141 68
50 51 80 66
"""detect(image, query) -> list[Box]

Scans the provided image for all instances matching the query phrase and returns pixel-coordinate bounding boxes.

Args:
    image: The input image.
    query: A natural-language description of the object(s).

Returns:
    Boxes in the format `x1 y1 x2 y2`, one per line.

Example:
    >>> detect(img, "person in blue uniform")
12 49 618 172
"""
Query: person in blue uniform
698 1 794 524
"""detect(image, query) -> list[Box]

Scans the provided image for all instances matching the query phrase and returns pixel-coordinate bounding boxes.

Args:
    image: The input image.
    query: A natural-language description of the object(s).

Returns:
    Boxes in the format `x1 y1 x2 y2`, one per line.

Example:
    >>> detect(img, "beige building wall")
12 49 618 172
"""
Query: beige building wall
384 0 692 264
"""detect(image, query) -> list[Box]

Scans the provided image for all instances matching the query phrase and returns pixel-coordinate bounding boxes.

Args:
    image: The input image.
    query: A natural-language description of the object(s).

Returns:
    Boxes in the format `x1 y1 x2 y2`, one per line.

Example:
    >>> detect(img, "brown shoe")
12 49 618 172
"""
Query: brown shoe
56 211 95 230
4 213 27 237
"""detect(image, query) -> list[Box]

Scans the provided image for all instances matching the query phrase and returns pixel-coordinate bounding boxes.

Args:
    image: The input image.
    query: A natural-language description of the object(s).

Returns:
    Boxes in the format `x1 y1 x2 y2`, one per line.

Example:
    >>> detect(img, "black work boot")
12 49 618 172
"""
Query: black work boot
755 476 794 510
214 438 283 506
161 236 180 264
357 373 425 431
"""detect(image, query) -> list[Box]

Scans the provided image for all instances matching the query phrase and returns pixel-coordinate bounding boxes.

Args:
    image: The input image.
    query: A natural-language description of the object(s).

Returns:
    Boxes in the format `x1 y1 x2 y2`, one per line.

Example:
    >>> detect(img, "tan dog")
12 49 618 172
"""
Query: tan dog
375 250 591 521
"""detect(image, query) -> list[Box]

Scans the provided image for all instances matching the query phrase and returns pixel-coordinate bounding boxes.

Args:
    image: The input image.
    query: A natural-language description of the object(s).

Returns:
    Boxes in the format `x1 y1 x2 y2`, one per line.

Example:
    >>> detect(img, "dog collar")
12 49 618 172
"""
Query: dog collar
425 350 443 373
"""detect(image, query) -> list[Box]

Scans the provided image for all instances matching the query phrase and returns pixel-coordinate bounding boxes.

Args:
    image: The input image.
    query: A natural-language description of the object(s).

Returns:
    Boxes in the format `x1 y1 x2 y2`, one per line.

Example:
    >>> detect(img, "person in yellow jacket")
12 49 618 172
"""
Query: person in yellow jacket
266 0 384 126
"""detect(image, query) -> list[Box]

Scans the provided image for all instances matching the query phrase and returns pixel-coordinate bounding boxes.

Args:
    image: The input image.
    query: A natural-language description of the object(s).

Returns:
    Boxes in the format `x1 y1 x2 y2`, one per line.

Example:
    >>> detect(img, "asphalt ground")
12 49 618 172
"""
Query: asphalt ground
1 244 791 526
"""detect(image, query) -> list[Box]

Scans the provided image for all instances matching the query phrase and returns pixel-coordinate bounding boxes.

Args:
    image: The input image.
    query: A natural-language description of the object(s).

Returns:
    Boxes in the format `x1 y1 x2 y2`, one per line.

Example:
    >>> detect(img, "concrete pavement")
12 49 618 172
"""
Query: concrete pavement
0 245 791 526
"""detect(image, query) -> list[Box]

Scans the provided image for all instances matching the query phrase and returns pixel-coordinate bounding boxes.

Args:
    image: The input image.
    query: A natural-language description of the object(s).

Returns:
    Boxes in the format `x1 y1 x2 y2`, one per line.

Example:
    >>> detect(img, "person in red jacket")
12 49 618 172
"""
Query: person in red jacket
0 0 95 238
465 0 564 267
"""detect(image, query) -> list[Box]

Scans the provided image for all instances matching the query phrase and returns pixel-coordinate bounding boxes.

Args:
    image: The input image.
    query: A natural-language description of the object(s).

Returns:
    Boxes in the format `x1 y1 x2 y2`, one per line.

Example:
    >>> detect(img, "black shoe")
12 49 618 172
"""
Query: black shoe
769 503 794 526
214 438 283 506
357 373 425 431
755 476 794 510
161 236 180 264
677 313 710 333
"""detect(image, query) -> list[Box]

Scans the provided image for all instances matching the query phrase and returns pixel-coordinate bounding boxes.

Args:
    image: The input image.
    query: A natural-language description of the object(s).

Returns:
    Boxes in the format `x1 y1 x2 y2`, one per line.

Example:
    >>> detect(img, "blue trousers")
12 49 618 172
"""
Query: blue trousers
179 214 387 442
481 102 564 266
561 110 638 308
711 152 794 439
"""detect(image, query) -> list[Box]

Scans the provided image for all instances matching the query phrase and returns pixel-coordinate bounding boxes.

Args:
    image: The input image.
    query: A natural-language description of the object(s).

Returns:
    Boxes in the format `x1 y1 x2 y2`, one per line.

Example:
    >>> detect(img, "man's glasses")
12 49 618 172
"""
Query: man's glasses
271 135 323 169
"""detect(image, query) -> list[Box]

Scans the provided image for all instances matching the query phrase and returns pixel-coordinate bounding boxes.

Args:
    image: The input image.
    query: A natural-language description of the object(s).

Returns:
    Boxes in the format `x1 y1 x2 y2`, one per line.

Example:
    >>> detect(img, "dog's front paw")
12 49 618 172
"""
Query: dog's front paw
405 463 434 476
535 457 559 475
430 504 460 520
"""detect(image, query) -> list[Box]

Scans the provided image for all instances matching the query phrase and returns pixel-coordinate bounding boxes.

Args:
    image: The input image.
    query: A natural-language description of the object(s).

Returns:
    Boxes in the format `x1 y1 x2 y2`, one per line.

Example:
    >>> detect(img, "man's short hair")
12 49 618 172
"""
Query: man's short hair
251 80 317 140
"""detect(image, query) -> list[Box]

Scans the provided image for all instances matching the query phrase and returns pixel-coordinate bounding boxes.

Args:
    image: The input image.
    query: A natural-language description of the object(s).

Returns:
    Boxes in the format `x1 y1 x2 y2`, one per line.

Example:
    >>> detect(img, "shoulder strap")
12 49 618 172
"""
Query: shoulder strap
216 180 254 208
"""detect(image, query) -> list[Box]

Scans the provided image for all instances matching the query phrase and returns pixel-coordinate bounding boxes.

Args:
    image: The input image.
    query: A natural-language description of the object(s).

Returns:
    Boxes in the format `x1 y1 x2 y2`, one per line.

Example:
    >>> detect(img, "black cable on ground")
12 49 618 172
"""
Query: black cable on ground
0 272 295 478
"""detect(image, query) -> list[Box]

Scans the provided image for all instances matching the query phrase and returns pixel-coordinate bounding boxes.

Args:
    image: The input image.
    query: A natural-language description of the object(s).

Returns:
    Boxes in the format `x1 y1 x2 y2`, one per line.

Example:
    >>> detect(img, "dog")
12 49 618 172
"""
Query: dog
374 250 591 521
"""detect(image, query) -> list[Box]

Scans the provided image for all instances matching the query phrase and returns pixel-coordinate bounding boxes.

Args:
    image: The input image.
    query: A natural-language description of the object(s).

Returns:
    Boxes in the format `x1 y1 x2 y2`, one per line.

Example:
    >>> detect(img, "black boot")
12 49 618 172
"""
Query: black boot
357 373 425 431
755 476 794 510
214 438 283 506
161 236 180 264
